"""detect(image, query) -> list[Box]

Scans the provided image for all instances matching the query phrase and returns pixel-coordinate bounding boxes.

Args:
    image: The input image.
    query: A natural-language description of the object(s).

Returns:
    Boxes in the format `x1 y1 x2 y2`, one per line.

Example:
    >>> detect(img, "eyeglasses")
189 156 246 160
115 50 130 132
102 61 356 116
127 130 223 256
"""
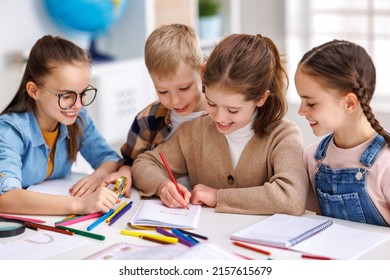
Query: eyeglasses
40 85 97 109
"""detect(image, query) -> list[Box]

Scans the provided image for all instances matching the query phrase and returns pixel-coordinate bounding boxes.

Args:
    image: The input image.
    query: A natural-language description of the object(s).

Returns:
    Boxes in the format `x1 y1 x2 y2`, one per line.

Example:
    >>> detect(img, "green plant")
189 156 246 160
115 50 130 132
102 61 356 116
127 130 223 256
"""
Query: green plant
199 0 220 17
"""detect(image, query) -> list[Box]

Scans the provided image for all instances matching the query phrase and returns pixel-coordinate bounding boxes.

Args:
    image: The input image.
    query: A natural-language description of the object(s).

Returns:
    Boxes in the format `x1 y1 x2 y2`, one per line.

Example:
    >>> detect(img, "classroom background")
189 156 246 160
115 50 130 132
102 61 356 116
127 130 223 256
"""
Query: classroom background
1 0 390 174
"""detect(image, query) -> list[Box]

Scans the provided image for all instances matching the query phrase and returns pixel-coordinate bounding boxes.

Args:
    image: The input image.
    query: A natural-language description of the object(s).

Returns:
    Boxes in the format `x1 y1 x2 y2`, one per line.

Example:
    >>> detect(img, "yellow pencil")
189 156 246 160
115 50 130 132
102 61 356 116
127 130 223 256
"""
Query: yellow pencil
106 202 127 223
120 230 179 244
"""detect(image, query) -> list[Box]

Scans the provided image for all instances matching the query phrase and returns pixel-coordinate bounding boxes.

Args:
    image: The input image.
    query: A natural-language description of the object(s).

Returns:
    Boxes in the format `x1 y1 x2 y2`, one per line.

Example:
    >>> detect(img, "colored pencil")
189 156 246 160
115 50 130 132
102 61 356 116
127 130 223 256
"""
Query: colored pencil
159 151 189 209
56 225 105 240
232 241 271 256
302 254 333 260
108 201 133 226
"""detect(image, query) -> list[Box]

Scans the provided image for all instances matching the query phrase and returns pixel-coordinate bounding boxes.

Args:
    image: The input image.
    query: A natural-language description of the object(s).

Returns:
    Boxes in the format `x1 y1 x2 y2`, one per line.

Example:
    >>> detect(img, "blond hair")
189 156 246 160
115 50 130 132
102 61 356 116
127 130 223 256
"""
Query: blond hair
144 24 203 79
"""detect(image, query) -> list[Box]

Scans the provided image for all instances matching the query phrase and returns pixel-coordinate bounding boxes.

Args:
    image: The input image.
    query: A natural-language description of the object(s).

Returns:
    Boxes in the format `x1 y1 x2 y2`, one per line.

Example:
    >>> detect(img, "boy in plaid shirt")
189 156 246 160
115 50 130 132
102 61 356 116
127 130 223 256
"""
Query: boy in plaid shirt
104 24 205 191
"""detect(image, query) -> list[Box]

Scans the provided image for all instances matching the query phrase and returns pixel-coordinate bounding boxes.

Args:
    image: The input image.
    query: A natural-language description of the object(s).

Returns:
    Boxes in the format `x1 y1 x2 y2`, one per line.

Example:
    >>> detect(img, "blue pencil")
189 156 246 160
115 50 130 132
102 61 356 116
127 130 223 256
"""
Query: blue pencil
87 209 114 231
108 201 133 226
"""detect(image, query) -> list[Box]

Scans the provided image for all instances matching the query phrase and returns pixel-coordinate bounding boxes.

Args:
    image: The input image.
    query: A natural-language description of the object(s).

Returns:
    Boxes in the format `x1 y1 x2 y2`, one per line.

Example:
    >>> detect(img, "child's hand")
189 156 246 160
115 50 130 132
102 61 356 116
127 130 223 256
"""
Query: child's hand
190 184 218 207
77 187 120 214
157 180 191 208
69 173 105 197
101 166 132 198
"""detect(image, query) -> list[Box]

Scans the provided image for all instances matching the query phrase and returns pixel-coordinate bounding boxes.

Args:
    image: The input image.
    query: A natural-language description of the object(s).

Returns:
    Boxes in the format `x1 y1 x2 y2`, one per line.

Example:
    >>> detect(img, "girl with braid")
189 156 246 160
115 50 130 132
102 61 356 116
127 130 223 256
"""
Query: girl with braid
295 39 390 226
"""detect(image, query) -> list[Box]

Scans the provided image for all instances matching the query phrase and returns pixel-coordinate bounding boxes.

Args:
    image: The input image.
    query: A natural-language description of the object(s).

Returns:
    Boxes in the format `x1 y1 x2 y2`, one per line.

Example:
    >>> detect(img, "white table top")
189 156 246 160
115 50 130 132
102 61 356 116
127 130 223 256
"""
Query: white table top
1 174 390 260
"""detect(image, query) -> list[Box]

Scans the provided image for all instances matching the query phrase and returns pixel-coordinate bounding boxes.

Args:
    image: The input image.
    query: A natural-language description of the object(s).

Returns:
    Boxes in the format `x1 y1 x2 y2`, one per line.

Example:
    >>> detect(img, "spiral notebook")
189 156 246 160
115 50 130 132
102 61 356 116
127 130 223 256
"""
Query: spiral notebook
230 214 390 259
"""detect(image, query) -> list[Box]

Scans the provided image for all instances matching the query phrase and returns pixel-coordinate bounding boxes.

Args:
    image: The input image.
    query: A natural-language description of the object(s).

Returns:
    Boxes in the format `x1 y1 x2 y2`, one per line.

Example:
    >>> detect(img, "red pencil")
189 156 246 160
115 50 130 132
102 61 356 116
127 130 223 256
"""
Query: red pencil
159 151 188 209
232 241 271 256
301 254 333 260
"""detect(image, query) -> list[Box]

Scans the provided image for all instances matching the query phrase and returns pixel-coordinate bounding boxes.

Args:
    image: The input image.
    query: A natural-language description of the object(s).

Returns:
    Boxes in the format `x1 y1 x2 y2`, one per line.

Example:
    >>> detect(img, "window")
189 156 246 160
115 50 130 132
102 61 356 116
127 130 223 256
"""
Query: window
286 0 390 111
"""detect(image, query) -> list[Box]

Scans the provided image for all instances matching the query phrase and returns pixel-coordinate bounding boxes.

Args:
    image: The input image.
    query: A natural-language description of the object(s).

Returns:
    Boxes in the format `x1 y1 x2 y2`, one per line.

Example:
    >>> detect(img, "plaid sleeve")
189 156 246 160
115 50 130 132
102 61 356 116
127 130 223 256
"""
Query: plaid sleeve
120 102 170 166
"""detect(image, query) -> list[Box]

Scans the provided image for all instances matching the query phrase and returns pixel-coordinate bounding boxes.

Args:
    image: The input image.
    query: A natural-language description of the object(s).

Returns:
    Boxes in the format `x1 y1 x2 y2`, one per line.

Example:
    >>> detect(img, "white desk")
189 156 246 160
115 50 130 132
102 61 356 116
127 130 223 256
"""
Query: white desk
1 175 390 260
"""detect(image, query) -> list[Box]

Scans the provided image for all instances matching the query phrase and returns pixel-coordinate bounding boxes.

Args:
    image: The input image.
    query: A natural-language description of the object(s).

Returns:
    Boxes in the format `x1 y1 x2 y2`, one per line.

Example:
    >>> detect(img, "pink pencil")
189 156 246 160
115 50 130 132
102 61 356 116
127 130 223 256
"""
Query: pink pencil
55 212 102 227
0 214 45 223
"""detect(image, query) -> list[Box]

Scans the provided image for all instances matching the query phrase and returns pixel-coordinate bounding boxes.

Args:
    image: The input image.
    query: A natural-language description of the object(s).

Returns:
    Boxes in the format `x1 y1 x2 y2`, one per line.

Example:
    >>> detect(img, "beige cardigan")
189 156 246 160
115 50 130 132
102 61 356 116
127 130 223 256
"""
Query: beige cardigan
132 114 309 215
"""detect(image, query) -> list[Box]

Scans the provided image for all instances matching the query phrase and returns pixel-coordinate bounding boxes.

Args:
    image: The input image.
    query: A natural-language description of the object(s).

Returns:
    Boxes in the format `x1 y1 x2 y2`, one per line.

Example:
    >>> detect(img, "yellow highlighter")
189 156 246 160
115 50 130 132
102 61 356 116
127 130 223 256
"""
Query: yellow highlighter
120 230 179 244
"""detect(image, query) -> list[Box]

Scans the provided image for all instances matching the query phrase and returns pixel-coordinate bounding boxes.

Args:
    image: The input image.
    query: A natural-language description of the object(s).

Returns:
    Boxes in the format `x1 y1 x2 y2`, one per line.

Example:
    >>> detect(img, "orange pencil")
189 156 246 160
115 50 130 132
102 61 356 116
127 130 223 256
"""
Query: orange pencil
159 151 189 209
232 241 271 256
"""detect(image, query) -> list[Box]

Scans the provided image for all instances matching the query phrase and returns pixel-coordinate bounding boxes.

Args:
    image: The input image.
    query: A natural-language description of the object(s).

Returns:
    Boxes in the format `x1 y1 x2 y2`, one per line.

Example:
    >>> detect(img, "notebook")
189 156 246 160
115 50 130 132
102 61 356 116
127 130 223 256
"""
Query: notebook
128 200 201 229
230 214 390 259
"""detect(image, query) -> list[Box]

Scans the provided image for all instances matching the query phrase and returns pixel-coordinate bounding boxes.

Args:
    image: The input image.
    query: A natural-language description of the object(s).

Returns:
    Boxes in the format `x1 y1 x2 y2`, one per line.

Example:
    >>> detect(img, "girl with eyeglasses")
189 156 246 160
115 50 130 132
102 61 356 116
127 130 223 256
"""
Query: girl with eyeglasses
0 35 126 215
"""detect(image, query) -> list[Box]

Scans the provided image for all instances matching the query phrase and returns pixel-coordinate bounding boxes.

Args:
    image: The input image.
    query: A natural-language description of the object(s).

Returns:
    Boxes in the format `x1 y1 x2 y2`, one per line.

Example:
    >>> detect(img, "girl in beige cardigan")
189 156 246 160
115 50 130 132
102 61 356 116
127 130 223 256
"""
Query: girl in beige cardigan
132 34 309 215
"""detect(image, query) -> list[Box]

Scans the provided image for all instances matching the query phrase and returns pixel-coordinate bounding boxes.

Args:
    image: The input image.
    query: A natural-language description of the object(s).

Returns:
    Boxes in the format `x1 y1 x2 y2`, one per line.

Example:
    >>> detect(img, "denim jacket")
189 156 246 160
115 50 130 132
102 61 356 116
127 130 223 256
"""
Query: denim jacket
0 108 120 194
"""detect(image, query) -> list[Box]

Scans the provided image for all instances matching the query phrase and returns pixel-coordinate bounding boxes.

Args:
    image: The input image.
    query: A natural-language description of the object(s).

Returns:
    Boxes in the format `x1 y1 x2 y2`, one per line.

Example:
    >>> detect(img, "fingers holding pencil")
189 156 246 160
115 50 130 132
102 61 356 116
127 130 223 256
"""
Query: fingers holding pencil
157 181 191 209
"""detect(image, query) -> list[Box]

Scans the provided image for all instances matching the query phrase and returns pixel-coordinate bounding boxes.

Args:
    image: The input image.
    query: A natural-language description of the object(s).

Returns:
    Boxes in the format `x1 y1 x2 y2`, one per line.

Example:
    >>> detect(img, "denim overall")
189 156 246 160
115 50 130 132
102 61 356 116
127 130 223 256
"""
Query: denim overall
314 133 387 226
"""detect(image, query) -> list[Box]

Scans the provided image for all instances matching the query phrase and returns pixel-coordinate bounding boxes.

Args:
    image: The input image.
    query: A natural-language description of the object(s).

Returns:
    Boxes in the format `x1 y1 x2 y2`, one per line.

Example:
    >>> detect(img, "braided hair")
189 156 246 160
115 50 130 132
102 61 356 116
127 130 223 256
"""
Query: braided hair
298 39 390 146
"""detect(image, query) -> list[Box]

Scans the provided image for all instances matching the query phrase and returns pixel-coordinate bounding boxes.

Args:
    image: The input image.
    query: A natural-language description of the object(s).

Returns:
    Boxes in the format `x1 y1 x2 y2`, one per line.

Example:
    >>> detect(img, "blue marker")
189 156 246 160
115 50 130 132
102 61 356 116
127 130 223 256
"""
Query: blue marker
87 209 114 231
172 228 197 246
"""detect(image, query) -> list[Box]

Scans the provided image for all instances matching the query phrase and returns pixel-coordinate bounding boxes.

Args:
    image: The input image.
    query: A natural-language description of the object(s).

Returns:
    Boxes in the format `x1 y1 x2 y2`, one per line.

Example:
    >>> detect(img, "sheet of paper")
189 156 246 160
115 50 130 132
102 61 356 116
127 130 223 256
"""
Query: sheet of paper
86 242 242 260
27 173 85 195
0 230 90 259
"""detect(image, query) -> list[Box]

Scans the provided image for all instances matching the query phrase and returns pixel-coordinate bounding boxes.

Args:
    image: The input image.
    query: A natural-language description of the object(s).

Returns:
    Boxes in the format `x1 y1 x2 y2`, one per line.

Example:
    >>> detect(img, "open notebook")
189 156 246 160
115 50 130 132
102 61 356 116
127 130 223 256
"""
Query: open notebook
128 200 201 229
230 214 390 259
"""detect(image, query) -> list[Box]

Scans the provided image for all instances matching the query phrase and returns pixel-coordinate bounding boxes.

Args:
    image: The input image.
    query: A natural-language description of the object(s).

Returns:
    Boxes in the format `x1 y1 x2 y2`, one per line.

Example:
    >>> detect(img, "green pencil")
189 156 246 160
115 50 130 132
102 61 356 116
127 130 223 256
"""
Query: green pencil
56 225 105 241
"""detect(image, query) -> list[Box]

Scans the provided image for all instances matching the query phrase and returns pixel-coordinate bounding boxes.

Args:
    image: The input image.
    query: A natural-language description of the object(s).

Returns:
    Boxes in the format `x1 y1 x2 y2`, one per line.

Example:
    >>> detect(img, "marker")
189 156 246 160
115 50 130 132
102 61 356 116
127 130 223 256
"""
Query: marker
172 228 197 246
0 214 45 224
176 228 208 240
120 230 179 244
106 202 127 223
108 201 133 226
87 209 114 231
24 221 74 236
55 212 102 227
56 225 105 241
156 227 193 247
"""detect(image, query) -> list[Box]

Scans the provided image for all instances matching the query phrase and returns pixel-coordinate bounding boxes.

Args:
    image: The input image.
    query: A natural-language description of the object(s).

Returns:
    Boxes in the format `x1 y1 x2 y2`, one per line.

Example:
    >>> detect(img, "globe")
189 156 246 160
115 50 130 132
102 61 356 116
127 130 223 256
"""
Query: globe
44 0 128 61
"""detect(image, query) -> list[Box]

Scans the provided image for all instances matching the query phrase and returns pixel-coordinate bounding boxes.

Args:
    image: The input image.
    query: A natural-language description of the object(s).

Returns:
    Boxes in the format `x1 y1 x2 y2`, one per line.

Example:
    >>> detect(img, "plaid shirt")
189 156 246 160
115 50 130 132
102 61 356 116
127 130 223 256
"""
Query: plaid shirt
120 100 172 166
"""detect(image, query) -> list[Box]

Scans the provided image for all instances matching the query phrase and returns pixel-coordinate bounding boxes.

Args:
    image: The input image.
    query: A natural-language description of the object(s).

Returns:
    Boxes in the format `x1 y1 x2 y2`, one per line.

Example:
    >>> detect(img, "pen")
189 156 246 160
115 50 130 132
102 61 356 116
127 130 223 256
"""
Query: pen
56 225 105 240
0 214 45 224
159 151 189 209
156 227 194 247
87 209 114 231
106 202 127 223
24 221 74 236
232 241 271 256
108 201 133 226
176 228 209 240
55 212 102 227
120 230 179 244
172 228 197 247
